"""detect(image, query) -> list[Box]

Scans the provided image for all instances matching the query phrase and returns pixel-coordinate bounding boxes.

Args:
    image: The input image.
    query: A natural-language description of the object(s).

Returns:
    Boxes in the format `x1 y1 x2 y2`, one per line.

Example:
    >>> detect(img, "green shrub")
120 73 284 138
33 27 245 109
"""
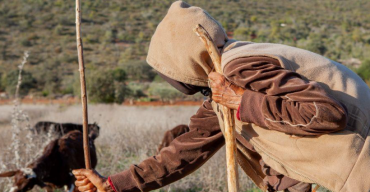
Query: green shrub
356 60 370 81
127 82 147 99
233 27 250 40
20 38 32 47
152 74 164 82
305 34 327 55
2 70 37 97
0 72 3 91
148 82 183 102
87 70 116 103
74 68 131 103
114 81 131 103
0 0 370 99
112 68 127 82
120 60 156 81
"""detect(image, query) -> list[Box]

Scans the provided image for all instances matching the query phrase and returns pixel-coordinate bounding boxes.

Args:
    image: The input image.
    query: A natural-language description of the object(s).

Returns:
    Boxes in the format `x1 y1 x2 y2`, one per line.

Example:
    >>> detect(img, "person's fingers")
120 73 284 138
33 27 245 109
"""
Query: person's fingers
72 169 85 176
84 189 97 192
72 169 108 192
75 175 86 180
78 183 96 191
209 73 225 88
75 178 91 186
73 169 94 177
209 80 221 90
73 169 93 177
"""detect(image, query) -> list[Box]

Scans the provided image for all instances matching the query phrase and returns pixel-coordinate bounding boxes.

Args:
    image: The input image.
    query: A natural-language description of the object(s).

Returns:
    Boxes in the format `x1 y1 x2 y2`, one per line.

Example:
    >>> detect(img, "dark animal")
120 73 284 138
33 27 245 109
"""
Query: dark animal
157 124 189 153
33 121 100 140
0 130 97 192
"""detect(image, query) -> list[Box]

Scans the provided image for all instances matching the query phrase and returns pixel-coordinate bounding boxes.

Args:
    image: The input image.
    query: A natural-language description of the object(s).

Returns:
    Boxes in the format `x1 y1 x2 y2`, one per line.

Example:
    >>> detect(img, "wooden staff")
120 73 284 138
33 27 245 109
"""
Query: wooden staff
193 24 239 192
76 0 91 169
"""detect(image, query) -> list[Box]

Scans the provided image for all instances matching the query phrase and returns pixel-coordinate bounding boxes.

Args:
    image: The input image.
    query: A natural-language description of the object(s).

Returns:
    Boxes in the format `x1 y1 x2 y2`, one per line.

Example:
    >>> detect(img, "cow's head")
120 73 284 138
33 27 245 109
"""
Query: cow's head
88 122 100 140
0 168 37 192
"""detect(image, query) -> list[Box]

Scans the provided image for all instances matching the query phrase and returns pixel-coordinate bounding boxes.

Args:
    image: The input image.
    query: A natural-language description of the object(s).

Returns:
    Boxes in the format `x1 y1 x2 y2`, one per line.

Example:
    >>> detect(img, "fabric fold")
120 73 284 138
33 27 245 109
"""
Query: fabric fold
239 89 267 127
110 170 141 192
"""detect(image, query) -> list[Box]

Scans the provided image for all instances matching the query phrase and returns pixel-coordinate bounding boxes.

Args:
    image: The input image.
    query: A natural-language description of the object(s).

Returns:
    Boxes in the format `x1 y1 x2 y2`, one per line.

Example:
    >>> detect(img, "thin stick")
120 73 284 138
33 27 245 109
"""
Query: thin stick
76 0 91 169
193 24 239 192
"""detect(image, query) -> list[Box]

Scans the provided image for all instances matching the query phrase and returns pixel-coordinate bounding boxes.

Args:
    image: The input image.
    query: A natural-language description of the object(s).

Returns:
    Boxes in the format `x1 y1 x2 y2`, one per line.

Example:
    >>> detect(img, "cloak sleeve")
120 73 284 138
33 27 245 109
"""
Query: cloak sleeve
109 100 224 192
224 56 347 136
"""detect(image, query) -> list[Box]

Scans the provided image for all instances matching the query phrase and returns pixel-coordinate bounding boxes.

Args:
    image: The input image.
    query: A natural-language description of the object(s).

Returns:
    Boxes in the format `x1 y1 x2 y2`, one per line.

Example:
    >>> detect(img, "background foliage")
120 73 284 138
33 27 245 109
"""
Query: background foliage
0 0 370 102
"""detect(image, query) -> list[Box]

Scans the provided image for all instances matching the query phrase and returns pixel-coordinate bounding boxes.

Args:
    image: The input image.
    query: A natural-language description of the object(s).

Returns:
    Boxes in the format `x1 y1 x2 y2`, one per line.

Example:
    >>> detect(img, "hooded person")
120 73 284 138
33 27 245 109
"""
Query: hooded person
73 1 370 192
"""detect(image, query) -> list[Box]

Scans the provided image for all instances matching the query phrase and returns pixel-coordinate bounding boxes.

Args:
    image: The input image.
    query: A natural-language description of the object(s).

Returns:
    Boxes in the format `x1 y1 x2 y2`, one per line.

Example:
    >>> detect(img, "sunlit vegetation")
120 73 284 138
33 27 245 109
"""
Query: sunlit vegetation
0 0 369 102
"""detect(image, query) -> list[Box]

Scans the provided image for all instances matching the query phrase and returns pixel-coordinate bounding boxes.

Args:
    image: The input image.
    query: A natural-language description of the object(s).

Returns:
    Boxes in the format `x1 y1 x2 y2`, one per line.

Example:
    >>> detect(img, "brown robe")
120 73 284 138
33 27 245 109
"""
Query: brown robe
109 57 346 192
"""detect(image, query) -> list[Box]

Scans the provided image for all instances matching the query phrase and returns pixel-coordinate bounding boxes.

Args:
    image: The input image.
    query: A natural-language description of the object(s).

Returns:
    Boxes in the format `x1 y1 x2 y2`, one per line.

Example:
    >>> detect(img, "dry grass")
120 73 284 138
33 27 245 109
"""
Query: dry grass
0 104 259 192
0 51 257 191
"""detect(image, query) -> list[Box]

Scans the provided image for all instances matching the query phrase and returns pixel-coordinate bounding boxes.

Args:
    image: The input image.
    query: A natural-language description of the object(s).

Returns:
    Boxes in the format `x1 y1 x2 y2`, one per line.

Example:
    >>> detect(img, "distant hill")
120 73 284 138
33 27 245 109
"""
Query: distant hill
0 0 369 101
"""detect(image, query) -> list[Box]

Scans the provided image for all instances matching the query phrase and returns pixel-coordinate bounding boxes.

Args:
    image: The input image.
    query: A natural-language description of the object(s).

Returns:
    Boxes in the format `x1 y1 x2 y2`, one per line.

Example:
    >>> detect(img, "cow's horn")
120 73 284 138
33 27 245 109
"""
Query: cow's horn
0 170 18 177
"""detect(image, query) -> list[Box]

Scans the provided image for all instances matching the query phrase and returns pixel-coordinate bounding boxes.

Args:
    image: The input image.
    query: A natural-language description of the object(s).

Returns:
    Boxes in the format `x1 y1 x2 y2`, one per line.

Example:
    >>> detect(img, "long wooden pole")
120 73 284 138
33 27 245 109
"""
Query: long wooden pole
76 0 91 169
193 24 239 192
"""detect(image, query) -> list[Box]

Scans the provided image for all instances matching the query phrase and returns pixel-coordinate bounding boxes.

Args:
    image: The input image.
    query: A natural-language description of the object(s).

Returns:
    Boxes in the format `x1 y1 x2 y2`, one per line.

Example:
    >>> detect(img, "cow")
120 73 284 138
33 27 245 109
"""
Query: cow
0 130 97 192
33 121 100 140
157 124 189 153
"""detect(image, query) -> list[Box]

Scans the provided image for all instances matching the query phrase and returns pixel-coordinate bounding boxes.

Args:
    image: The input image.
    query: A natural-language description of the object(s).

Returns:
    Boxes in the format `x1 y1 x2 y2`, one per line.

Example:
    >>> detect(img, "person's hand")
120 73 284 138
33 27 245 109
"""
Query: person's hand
73 169 114 192
208 72 244 110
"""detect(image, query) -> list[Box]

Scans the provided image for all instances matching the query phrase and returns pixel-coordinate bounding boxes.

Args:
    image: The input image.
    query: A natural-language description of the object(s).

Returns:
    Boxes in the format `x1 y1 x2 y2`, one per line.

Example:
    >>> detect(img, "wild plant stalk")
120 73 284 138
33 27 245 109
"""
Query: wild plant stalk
14 51 29 105
10 51 29 168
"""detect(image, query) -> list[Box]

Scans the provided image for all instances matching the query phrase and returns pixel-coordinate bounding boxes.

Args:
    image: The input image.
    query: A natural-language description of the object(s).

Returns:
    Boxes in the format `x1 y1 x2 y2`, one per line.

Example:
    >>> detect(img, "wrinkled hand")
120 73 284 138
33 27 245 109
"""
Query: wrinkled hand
73 169 113 192
208 72 244 110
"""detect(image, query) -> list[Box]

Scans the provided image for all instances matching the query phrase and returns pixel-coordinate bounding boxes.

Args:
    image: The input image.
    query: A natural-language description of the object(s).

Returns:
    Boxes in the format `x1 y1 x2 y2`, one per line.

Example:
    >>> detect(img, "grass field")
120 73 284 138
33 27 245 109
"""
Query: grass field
0 103 260 192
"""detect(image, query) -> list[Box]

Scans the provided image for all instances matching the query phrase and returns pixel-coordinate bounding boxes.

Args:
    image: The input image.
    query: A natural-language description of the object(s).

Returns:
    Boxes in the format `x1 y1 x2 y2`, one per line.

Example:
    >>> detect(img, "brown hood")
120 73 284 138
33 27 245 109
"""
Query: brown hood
146 1 228 87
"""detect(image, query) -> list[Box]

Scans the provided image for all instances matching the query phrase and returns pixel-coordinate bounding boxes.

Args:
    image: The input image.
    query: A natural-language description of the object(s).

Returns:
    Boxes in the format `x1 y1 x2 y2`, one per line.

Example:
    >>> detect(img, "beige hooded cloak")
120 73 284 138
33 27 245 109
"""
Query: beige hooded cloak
146 1 370 191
